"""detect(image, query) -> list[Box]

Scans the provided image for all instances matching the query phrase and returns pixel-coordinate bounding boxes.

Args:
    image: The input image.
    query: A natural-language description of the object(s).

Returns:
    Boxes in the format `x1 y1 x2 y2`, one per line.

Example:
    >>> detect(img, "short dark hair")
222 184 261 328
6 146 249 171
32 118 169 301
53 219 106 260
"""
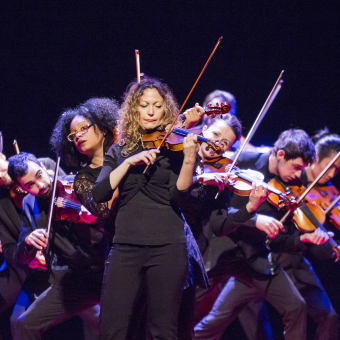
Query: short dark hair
8 152 40 184
315 134 340 162
272 129 315 165
205 114 242 141
50 98 119 169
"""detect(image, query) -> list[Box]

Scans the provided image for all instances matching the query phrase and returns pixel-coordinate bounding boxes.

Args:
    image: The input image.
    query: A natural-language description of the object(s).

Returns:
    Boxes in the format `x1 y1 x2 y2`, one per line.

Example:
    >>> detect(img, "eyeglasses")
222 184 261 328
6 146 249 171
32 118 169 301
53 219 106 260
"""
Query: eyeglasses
67 123 93 142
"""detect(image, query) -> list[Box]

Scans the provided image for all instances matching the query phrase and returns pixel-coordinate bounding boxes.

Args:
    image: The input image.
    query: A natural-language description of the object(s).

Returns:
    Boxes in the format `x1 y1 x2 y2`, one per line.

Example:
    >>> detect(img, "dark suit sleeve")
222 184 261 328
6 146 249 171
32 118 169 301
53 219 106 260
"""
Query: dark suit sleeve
211 205 256 236
17 216 37 264
17 199 38 265
0 219 21 267
269 228 308 253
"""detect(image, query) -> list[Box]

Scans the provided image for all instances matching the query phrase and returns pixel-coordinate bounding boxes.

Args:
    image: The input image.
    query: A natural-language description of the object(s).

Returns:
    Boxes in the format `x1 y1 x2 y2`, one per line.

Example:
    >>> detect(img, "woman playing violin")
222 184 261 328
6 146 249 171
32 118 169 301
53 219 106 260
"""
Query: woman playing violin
180 114 280 251
92 78 204 340
50 98 120 230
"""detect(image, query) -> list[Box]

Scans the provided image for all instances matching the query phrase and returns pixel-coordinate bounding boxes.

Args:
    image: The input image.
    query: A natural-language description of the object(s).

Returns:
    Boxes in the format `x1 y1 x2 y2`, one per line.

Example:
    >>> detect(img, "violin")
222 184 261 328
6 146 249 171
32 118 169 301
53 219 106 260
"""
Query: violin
267 178 340 260
142 127 223 154
306 183 340 230
9 185 27 209
197 155 291 204
53 179 97 224
203 102 231 118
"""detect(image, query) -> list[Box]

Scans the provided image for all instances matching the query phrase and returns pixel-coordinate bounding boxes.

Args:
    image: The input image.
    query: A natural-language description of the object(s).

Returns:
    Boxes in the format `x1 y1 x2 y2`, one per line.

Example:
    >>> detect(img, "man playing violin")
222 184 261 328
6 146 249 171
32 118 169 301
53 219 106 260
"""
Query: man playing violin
301 131 340 230
194 129 332 340
7 152 110 340
293 131 340 340
267 130 339 340
0 153 49 340
302 131 340 187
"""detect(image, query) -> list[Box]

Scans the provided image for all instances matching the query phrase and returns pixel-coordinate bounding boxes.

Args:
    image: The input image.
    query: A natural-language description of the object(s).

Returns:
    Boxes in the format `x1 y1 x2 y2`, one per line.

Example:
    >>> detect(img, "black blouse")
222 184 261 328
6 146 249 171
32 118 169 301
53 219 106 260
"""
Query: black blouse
74 165 115 235
93 142 188 245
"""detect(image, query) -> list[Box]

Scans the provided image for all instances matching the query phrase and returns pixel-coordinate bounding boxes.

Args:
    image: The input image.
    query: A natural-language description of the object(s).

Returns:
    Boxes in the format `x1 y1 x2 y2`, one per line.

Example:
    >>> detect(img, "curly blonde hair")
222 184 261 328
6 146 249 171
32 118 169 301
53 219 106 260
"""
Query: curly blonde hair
118 78 181 156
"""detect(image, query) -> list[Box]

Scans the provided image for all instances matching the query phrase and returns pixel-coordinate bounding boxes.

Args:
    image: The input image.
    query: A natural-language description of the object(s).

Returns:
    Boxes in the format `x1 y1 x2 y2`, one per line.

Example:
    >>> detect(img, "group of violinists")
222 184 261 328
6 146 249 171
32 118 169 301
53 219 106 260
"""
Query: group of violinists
0 77 340 340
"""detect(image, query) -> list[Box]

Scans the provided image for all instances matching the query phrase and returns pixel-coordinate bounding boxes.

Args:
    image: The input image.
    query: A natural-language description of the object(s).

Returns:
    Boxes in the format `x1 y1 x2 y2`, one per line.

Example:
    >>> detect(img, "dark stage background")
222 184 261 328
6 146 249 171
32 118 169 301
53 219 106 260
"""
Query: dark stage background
1 1 340 339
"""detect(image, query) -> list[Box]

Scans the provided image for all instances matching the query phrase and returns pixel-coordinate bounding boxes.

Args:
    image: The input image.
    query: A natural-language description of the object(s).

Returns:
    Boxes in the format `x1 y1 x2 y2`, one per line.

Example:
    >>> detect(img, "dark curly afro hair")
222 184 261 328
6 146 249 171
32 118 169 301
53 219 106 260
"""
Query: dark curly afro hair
50 98 119 169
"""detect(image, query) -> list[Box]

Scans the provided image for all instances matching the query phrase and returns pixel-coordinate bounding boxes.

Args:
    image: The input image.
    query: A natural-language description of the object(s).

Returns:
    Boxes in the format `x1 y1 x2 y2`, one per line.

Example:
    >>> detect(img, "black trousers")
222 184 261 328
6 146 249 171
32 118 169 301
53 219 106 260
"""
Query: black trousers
194 256 307 340
16 270 103 340
297 282 338 340
99 243 188 340
0 266 27 316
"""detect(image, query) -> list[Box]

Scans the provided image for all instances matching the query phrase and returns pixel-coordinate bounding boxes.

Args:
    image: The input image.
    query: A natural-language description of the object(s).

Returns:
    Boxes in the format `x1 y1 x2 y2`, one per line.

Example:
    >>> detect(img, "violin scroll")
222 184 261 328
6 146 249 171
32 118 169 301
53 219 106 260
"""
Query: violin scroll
205 102 231 118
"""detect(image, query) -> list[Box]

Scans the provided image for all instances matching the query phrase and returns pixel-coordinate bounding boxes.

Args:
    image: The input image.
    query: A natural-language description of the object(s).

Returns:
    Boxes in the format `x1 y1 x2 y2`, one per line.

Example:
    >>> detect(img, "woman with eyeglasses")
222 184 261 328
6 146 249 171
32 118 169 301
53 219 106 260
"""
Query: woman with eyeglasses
50 97 119 231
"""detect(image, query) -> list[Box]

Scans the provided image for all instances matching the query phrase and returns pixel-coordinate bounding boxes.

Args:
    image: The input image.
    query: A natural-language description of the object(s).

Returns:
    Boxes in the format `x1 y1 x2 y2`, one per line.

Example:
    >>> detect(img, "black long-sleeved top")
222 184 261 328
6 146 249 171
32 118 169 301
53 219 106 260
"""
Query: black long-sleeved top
0 188 28 278
74 165 116 236
0 188 50 292
230 151 333 280
180 154 255 257
93 142 188 245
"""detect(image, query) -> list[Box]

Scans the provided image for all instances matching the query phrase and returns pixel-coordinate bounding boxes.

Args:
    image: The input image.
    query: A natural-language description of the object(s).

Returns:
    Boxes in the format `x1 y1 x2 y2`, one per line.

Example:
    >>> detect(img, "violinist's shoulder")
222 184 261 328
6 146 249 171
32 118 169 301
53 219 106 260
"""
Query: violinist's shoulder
230 151 262 163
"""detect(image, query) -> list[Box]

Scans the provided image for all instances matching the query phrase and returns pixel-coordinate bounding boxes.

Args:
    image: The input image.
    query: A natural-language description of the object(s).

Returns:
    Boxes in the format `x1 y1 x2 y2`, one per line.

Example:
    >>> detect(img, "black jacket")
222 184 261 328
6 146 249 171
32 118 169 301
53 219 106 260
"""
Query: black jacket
18 192 109 276
0 188 27 281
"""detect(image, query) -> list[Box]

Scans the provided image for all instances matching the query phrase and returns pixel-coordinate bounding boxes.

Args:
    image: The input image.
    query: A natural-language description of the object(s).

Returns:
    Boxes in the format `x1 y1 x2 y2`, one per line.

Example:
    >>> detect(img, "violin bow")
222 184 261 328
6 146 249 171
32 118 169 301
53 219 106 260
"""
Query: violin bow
13 140 20 154
280 151 340 223
135 50 141 83
43 156 61 269
229 71 284 172
143 36 223 173
324 195 340 215
0 131 3 154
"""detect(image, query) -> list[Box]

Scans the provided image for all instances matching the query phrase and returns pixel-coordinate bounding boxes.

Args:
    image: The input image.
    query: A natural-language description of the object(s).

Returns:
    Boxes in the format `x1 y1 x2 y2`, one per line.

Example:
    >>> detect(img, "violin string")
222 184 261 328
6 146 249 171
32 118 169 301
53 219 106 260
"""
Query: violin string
54 198 82 210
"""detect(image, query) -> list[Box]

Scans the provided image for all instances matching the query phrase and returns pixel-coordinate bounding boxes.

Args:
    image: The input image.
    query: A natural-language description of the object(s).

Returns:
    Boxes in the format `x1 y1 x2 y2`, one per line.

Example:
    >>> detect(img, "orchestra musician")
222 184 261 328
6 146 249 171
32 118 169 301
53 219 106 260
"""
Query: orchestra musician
0 153 58 339
7 152 109 340
178 114 287 338
280 130 340 340
50 98 120 233
51 92 210 340
268 130 340 340
228 129 340 340
194 129 331 340
91 77 209 339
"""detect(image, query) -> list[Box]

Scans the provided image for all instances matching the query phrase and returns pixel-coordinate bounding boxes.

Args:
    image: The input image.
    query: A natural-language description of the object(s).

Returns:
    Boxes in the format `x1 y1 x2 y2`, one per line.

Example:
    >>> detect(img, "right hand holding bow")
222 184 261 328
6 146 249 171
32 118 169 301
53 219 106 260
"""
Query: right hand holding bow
25 229 48 250
126 149 160 167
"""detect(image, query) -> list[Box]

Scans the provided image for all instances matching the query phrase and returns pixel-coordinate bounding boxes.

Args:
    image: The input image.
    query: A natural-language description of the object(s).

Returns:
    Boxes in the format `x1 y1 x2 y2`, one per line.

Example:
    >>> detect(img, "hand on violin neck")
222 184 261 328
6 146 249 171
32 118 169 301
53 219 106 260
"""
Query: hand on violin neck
183 103 204 129
255 215 284 238
183 133 199 165
25 229 48 250
300 228 332 245
246 180 269 213
197 172 231 191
